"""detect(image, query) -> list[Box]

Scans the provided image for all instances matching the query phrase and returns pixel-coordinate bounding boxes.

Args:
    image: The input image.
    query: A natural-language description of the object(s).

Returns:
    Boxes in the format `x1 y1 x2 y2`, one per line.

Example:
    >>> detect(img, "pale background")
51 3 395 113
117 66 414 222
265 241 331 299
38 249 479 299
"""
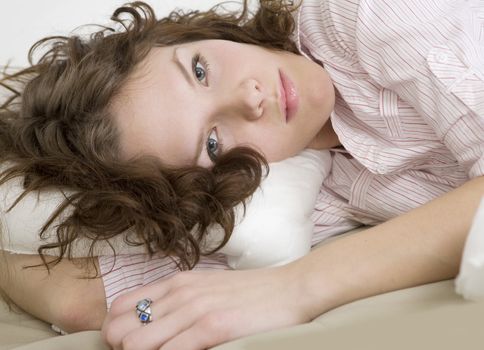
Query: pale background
0 0 255 68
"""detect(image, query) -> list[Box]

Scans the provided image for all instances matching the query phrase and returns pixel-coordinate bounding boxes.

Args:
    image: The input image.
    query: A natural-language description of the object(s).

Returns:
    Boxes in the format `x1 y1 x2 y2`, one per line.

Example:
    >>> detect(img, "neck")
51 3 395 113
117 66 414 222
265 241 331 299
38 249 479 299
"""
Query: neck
306 118 341 150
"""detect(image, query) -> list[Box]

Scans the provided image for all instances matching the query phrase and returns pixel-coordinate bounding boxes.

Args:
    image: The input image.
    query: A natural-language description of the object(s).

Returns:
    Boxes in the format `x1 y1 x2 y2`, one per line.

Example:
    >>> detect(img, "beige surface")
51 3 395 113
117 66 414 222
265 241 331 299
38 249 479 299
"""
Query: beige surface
215 280 484 350
2 279 484 349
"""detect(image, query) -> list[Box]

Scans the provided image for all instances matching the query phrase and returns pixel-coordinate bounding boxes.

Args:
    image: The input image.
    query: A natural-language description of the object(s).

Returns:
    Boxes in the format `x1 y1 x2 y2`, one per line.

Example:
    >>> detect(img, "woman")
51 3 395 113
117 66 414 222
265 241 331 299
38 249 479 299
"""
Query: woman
0 0 483 349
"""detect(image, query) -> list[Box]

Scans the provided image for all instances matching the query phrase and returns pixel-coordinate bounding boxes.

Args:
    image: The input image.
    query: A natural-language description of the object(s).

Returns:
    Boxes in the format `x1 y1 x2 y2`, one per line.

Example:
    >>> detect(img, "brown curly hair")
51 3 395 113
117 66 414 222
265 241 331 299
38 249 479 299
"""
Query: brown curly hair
0 0 301 276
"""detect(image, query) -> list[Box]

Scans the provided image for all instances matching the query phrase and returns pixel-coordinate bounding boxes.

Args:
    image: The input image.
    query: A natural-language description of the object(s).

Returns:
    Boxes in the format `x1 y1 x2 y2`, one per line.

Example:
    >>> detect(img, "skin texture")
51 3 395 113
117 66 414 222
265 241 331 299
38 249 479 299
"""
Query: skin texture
0 252 106 333
110 39 339 168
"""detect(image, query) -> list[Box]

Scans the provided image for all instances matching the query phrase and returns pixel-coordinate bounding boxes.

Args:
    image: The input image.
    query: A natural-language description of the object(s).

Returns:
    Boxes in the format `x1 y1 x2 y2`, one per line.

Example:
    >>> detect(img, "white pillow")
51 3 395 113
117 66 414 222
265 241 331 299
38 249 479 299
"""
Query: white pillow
208 149 331 268
0 149 331 269
0 166 144 257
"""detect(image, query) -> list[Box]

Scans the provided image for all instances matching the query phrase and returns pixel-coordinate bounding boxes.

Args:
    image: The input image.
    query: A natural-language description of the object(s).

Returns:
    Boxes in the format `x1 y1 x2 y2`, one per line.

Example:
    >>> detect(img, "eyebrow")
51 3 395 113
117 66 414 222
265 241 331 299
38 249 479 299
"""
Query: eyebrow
172 47 204 165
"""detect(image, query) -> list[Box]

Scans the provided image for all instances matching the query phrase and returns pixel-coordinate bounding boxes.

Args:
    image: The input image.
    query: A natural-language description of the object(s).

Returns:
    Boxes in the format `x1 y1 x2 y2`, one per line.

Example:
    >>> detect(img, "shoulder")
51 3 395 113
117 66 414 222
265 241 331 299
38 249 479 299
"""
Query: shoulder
355 0 484 84
355 0 480 51
295 0 362 63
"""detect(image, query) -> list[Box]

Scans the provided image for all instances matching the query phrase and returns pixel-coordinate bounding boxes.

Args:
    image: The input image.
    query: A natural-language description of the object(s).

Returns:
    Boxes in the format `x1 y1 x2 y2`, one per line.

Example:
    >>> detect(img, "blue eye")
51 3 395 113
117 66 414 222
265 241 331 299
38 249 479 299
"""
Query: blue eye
192 54 210 85
206 128 221 162
194 62 205 81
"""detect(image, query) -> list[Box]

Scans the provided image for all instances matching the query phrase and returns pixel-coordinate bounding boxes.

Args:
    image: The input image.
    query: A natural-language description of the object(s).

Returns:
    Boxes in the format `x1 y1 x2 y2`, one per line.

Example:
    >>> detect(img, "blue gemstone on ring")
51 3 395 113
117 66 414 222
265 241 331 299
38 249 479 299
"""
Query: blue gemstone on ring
139 312 150 322
136 298 153 324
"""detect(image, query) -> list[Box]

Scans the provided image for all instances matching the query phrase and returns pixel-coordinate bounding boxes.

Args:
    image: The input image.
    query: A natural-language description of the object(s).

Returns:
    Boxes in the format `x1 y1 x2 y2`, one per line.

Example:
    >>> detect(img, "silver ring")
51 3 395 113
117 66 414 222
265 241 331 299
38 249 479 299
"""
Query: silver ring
135 298 153 325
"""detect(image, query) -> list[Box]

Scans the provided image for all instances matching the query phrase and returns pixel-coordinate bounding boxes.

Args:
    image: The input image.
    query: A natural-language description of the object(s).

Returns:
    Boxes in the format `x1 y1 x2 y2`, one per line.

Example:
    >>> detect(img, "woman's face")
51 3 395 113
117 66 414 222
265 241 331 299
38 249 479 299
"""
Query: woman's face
110 39 335 167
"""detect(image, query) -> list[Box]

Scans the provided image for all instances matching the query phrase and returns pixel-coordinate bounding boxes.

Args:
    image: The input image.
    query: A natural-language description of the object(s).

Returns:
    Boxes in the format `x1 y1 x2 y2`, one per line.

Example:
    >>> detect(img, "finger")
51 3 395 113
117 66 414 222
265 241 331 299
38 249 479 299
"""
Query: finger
159 311 234 350
118 303 209 350
159 325 214 350
102 282 170 335
108 272 183 317
103 288 209 349
104 297 162 349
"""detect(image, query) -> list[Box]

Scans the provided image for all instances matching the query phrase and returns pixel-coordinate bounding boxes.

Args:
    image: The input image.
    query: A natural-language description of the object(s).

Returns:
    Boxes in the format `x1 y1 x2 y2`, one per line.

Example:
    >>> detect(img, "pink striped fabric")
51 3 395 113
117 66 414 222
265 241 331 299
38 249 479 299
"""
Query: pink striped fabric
100 253 230 305
98 0 484 310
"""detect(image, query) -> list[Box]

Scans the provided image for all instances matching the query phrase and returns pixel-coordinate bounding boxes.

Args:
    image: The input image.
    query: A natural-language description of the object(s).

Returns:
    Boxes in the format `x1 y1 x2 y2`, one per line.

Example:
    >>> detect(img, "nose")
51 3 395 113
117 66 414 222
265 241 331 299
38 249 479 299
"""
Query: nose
231 78 265 121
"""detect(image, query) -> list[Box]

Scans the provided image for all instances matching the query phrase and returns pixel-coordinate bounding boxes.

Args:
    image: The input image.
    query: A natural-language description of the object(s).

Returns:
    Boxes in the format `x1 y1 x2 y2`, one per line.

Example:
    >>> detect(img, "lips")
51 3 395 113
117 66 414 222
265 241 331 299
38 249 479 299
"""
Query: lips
279 69 299 123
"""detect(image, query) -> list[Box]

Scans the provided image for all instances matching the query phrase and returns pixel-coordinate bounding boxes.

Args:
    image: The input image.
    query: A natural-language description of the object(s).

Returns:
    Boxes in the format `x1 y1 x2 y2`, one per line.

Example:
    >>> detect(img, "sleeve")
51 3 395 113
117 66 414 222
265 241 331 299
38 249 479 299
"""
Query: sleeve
356 0 484 179
98 253 231 310
310 185 365 247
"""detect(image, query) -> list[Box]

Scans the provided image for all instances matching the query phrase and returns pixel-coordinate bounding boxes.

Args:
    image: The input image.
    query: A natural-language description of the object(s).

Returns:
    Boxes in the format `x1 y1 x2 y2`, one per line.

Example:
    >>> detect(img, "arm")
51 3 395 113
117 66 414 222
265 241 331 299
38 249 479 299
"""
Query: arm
295 175 484 319
100 176 484 350
0 252 107 333
298 0 484 314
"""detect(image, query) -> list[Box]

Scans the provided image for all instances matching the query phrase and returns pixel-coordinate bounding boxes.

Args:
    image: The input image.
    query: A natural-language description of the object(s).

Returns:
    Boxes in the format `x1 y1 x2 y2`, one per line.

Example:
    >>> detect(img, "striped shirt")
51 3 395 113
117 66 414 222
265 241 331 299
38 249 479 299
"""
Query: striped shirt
98 0 484 310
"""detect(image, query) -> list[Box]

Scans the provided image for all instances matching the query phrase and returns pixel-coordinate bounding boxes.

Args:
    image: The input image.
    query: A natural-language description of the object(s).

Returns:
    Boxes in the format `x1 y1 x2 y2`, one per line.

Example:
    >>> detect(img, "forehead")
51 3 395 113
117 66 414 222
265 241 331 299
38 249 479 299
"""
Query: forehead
109 46 201 166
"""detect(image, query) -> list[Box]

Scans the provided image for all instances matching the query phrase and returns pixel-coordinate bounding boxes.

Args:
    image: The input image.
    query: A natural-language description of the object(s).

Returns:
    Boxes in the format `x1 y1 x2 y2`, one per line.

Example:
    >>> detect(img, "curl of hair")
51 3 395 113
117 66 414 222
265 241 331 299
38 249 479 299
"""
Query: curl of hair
0 0 300 276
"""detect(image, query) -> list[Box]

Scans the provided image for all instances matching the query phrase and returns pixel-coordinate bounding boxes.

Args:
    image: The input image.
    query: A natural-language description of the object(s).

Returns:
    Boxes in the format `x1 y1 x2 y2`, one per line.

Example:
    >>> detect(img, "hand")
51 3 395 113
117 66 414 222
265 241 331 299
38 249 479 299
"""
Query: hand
101 264 311 350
